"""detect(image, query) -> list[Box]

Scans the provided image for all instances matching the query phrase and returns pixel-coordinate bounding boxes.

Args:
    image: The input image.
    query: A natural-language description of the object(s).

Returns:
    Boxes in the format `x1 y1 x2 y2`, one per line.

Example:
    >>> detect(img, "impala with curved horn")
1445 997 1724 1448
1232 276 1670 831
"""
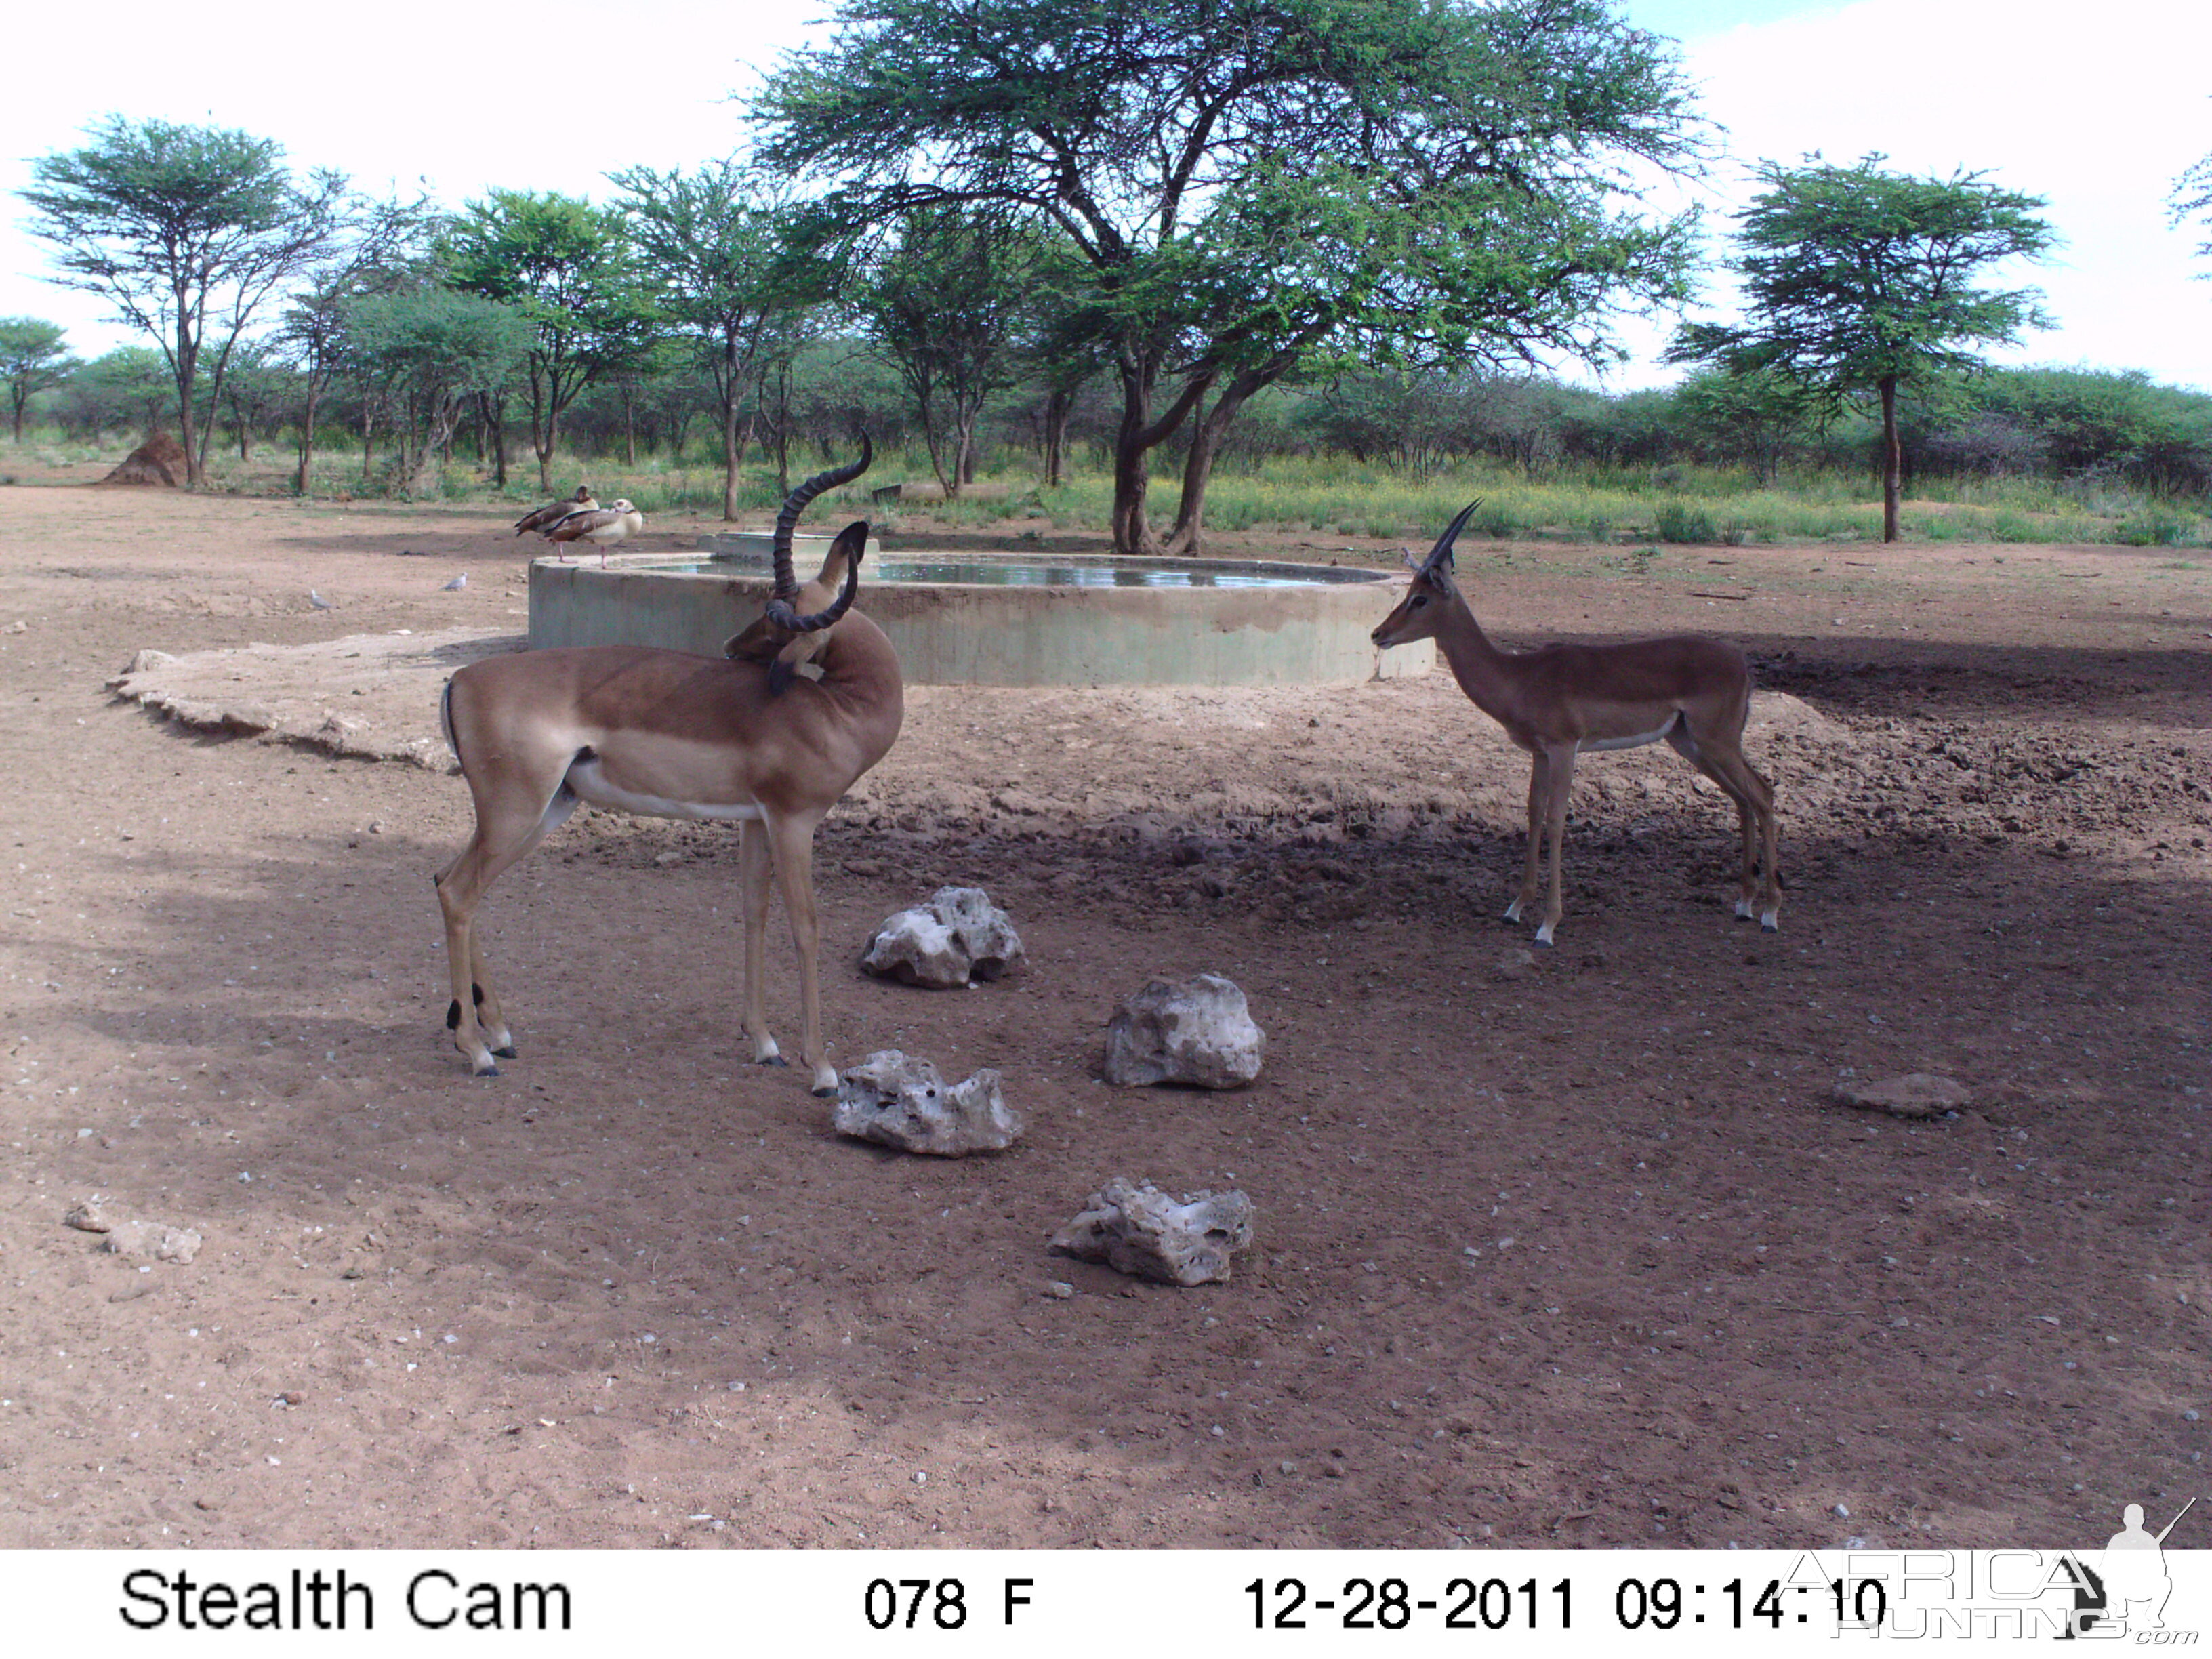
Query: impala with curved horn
433 441 899 1092
1372 501 1780 945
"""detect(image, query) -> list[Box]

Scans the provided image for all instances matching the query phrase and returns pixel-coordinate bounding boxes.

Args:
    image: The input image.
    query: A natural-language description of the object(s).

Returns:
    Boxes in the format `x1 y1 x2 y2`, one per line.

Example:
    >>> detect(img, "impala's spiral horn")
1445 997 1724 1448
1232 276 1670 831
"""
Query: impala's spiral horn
1416 499 1483 577
767 436 872 633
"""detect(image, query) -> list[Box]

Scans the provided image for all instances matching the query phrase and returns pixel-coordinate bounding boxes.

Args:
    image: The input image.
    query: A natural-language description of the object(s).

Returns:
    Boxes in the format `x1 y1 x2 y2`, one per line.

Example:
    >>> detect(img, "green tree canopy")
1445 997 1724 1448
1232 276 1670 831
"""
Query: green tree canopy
755 0 1708 554
274 193 438 494
2172 146 2212 272
443 190 661 491
609 161 832 518
1668 153 2054 540
345 288 533 497
857 207 1040 497
18 117 354 485
0 318 80 443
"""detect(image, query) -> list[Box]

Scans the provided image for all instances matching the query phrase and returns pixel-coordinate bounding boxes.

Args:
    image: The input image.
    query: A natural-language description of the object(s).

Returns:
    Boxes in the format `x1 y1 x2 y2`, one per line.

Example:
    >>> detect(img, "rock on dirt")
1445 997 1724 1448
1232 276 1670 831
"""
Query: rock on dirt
861 886 1027 988
1835 1073 1972 1119
832 1050 1024 1155
62 1197 116 1233
1102 973 1265 1088
100 1221 203 1263
1050 1177 1256 1286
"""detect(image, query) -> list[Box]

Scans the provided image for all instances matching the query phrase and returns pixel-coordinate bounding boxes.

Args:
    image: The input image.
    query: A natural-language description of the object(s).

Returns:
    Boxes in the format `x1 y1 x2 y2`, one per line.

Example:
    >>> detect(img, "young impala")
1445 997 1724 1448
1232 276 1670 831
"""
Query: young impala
1372 500 1780 945
432 442 900 1092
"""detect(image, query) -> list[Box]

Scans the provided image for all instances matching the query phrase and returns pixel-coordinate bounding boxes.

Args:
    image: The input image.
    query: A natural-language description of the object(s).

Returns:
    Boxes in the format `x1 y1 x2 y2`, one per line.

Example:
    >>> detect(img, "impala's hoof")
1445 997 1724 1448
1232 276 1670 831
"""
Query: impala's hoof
1501 901 1524 924
473 1063 501 1079
492 1045 518 1060
757 1054 790 1068
1761 914 1780 933
1532 930 1554 949
810 1083 838 1099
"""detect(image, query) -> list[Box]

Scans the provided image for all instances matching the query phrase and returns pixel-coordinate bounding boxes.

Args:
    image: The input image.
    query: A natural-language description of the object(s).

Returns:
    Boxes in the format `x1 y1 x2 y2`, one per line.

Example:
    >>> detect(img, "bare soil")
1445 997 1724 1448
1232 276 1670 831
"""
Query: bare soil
1 473 2207 1551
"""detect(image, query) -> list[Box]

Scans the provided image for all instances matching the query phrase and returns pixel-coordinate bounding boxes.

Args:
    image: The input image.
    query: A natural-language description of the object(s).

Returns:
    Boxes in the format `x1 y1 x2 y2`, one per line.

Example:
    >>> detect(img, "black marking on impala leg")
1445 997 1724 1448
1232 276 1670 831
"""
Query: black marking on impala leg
447 1000 462 1029
473 983 485 1005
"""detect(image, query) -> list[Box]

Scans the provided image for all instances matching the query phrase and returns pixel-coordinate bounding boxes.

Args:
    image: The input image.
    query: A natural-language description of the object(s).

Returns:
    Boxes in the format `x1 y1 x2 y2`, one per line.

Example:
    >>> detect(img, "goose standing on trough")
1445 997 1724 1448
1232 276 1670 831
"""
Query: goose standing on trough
514 485 595 537
544 499 645 566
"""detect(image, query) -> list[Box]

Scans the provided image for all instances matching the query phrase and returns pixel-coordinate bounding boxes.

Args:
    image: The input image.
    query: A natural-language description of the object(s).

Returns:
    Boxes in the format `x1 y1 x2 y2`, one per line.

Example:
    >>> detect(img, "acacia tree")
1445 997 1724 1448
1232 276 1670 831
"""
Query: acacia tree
276 195 436 494
857 208 1038 496
0 319 79 442
443 191 659 492
2173 146 2212 273
18 117 353 485
756 0 1706 555
609 161 831 518
1673 365 1826 485
1668 155 2054 542
345 289 532 497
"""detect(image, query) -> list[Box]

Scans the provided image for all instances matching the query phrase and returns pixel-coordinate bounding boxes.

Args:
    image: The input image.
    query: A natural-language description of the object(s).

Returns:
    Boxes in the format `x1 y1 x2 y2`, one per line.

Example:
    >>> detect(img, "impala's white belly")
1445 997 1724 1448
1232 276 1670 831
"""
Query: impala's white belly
1578 714 1679 754
565 757 763 823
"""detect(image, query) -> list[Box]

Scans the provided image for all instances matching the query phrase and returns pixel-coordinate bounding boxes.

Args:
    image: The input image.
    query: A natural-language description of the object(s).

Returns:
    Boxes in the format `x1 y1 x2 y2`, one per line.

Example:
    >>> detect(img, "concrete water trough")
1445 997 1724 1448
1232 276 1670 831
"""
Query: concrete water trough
527 537 1433 687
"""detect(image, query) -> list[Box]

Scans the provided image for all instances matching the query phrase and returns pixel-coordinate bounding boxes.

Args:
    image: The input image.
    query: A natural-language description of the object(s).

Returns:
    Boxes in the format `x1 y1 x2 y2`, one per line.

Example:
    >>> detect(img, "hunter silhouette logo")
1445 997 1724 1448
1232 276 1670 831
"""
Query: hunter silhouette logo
2079 1498 2197 1637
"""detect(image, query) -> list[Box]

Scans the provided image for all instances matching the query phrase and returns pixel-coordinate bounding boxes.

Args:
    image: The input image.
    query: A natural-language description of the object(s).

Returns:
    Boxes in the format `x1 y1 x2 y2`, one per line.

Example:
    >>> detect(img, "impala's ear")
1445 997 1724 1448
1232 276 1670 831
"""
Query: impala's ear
817 519 869 586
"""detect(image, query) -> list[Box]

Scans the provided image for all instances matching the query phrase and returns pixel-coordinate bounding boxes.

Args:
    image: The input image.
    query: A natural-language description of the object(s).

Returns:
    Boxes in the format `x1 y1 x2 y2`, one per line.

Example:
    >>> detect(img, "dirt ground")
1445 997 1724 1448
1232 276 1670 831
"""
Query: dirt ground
0 466 2206 1551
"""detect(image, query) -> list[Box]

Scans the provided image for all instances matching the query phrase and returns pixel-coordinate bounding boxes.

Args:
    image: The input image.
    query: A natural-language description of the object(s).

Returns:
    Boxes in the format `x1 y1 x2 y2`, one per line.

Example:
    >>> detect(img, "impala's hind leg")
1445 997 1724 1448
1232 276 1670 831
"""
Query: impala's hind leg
1667 724 1780 931
435 784 576 1075
737 818 787 1069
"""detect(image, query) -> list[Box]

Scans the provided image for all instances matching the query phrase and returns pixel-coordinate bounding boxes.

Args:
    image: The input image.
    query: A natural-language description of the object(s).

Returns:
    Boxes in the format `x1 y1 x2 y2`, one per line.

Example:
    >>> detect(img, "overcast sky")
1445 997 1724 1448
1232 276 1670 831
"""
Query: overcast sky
3 0 2207 392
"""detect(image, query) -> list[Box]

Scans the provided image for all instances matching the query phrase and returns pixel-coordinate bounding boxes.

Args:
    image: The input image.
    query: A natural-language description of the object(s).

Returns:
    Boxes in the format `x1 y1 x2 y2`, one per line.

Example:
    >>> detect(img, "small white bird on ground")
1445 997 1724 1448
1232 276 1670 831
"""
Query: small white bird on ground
441 575 468 592
308 590 336 610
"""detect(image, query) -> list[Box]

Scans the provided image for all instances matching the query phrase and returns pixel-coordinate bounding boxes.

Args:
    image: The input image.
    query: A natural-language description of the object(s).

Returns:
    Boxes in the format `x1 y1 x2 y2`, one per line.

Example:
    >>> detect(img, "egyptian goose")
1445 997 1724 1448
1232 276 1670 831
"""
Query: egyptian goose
514 486 596 537
545 499 644 565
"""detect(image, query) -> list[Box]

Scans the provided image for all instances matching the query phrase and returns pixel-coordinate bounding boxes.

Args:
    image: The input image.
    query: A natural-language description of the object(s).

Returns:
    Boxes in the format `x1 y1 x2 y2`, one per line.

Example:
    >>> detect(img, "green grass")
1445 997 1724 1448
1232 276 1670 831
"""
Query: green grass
16 428 2211 548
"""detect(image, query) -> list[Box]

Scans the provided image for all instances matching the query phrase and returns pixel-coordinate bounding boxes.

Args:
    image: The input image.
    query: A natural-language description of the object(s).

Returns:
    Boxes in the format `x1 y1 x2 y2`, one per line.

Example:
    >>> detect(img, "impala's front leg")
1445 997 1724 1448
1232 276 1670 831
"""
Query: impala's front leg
769 809 838 1095
737 818 786 1068
1534 743 1578 947
1506 750 1549 926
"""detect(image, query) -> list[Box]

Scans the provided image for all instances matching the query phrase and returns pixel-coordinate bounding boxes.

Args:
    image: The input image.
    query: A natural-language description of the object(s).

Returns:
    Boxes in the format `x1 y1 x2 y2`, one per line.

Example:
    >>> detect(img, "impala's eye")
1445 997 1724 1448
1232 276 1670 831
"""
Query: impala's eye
1410 594 1429 607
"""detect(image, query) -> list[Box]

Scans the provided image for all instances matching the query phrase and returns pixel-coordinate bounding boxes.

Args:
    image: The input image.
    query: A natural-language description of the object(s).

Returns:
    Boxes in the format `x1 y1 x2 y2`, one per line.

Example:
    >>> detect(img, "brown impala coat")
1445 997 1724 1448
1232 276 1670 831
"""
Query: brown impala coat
434 520 901 1092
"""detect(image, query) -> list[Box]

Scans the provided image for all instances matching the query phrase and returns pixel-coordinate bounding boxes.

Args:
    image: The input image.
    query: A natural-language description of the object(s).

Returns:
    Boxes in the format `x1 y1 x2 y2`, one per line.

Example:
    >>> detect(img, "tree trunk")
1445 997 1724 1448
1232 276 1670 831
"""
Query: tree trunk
12 392 26 443
1879 375 1901 544
1043 388 1071 489
1163 371 1265 557
1108 350 1214 557
480 391 508 490
295 379 321 495
173 306 203 489
621 384 637 467
721 383 741 521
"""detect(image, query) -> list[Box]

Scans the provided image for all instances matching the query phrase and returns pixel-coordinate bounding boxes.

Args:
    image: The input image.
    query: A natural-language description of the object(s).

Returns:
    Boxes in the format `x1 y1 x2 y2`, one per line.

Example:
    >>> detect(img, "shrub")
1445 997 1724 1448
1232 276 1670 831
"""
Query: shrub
1654 501 1718 543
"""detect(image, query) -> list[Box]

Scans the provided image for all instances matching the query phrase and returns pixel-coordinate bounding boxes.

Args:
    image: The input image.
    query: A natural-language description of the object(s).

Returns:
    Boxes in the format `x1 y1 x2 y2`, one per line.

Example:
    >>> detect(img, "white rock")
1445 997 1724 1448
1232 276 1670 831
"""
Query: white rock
861 886 1027 989
832 1050 1023 1155
1102 973 1265 1088
1050 1178 1256 1286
